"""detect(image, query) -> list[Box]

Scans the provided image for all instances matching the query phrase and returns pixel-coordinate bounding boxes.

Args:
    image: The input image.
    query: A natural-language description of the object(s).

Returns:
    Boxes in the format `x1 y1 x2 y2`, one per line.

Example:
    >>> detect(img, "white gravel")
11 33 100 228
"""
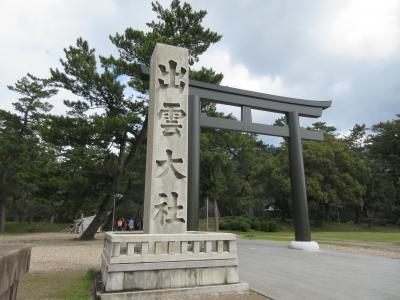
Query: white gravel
0 232 104 273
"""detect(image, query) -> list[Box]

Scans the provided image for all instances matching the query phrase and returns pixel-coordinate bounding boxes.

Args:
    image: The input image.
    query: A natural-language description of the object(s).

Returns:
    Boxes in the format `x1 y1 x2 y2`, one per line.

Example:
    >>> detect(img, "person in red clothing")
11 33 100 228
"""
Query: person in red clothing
117 218 123 231
121 217 127 231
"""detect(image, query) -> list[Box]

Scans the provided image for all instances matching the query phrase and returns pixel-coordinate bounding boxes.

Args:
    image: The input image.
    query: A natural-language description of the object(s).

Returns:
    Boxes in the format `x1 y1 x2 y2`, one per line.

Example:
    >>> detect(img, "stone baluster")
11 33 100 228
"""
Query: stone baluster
217 240 224 253
112 242 120 257
127 243 135 256
141 242 149 255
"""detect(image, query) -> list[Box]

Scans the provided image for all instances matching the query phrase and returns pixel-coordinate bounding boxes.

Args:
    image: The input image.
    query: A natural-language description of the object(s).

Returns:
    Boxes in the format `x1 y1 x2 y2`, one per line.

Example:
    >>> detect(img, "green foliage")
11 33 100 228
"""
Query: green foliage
1 1 224 237
250 219 262 231
220 217 279 232
104 0 221 92
7 73 56 134
4 222 69 234
266 123 370 224
53 269 96 299
267 221 279 232
366 115 400 222
41 0 224 240
0 73 58 232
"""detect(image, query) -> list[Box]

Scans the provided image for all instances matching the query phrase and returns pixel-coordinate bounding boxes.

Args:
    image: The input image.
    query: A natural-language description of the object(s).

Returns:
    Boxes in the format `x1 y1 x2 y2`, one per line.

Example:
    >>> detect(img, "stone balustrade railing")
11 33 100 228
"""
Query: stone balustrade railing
0 244 31 300
102 232 237 264
100 231 244 293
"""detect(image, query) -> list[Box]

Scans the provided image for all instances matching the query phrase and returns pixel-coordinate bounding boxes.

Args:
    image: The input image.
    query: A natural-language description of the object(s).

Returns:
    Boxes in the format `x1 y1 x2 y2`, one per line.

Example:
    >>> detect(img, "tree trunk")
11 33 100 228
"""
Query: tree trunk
103 210 114 232
80 135 128 240
280 210 285 222
0 172 7 233
103 197 125 231
354 207 361 224
80 121 147 240
213 199 219 232
80 191 114 240
19 109 29 136
0 198 5 233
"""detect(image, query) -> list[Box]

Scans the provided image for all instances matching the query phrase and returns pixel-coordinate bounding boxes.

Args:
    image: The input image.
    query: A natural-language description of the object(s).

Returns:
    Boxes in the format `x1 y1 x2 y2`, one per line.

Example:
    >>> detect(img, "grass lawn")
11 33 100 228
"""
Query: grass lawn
266 222 397 241
238 230 400 243
231 221 400 251
18 269 96 300
199 218 400 244
4 221 70 234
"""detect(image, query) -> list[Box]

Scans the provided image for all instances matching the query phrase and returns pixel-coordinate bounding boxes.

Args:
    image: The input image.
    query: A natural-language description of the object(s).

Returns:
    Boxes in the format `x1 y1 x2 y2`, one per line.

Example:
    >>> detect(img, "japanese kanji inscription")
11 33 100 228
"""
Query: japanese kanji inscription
143 44 189 234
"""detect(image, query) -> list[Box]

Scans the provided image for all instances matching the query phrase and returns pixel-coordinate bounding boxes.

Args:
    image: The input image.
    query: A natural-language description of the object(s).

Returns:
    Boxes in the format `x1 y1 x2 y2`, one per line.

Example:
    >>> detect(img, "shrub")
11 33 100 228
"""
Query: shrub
260 220 270 232
219 219 231 230
268 221 278 232
229 219 240 230
259 220 279 232
250 219 261 231
239 220 251 232
220 217 251 231
219 216 278 232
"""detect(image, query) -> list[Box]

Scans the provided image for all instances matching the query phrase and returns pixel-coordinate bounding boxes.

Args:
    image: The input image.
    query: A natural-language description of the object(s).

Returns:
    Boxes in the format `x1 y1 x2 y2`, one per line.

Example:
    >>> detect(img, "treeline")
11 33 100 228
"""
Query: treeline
0 1 399 237
199 118 400 227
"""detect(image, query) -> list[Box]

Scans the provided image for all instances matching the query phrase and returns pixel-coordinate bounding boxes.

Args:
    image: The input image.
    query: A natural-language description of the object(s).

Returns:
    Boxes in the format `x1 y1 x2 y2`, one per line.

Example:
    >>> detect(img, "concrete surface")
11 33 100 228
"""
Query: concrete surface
237 239 400 300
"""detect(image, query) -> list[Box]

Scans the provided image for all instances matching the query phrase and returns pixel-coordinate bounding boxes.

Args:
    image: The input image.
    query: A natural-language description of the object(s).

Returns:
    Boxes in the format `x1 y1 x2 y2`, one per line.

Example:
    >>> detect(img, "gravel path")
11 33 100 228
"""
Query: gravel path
321 242 400 259
0 232 104 273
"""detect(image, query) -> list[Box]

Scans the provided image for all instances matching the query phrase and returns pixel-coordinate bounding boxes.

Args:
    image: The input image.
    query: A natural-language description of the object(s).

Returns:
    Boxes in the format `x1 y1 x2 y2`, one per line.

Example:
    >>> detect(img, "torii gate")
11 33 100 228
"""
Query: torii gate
187 80 331 250
141 65 332 249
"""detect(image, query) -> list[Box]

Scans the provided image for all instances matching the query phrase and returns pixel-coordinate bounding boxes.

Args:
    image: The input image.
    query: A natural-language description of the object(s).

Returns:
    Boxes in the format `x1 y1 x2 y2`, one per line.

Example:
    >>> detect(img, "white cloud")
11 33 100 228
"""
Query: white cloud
330 80 352 96
1 0 398 137
321 0 400 60
198 48 286 95
0 0 150 113
197 48 290 129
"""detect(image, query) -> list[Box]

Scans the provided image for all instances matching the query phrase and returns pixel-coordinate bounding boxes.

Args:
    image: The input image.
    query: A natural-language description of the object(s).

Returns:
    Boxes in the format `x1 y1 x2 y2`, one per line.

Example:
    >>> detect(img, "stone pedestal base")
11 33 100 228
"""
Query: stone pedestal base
99 231 247 298
96 281 250 300
288 240 320 251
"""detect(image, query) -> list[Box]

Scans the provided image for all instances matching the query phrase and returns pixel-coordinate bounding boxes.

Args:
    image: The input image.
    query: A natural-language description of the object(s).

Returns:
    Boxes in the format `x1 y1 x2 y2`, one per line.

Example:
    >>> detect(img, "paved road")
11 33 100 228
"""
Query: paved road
237 239 400 300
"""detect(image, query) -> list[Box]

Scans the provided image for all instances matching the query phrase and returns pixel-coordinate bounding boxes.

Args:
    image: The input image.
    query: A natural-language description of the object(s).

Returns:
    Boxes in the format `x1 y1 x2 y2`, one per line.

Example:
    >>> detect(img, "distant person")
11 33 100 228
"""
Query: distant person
121 217 127 230
128 218 134 231
117 218 123 231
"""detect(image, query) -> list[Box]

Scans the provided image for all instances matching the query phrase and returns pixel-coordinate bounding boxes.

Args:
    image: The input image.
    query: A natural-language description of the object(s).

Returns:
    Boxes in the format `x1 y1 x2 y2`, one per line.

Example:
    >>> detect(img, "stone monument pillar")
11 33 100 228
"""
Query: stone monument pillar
143 43 188 234
97 43 248 299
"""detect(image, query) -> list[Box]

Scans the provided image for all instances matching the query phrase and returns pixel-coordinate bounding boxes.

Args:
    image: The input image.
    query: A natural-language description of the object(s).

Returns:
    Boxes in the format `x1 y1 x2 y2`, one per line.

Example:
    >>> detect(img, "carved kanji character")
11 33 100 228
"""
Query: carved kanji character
158 60 187 91
165 192 185 224
158 103 186 137
153 192 185 226
156 149 186 179
153 199 168 226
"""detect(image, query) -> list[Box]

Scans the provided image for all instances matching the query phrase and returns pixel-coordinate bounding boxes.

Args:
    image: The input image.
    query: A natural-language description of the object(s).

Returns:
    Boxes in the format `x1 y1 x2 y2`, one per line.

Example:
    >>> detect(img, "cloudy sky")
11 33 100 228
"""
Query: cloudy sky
0 0 399 139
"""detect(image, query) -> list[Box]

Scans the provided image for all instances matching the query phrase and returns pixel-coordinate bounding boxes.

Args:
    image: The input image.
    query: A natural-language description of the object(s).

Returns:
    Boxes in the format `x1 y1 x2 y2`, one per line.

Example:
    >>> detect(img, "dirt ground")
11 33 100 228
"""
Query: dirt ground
320 240 400 259
0 232 104 273
0 232 103 299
